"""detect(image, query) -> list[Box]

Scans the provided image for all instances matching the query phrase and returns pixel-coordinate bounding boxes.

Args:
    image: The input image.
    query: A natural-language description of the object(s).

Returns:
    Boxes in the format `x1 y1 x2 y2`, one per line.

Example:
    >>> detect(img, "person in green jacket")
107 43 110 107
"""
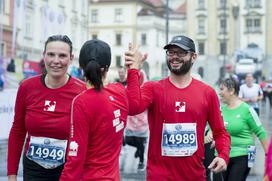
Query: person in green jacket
213 77 268 181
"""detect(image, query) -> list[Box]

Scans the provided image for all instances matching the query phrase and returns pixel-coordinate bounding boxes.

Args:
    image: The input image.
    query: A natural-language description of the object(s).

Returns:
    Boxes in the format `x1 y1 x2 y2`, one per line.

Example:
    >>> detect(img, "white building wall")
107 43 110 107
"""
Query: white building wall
89 1 185 80
239 0 266 50
15 0 88 61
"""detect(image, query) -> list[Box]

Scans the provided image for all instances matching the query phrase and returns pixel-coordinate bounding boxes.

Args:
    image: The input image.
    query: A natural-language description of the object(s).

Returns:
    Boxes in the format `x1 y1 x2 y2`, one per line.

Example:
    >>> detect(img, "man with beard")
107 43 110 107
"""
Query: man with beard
124 35 230 181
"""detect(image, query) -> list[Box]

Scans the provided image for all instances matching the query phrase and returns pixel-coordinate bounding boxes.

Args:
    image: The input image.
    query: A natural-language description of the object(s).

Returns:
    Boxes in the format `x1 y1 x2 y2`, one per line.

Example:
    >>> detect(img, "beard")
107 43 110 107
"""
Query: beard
167 57 193 75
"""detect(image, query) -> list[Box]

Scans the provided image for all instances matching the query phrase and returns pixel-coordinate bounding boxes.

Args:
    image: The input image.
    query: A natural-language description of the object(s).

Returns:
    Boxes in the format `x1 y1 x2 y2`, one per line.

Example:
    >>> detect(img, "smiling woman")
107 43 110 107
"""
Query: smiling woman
7 35 86 181
43 35 74 88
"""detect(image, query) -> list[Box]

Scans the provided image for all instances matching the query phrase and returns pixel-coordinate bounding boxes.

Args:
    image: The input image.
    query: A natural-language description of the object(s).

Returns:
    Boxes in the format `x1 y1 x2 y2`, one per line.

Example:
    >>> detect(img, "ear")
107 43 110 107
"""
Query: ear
191 53 197 64
70 54 74 63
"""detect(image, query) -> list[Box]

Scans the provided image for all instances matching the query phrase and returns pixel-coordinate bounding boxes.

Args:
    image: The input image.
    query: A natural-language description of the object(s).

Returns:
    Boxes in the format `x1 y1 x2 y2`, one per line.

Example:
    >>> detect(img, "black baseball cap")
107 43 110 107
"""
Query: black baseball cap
164 35 196 53
79 39 111 69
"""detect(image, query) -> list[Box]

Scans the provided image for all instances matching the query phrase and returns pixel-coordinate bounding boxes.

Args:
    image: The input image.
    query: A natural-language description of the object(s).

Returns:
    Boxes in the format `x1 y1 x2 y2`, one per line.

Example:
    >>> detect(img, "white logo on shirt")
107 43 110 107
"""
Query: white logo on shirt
112 109 124 132
43 100 56 112
68 141 78 156
109 96 114 101
175 102 186 112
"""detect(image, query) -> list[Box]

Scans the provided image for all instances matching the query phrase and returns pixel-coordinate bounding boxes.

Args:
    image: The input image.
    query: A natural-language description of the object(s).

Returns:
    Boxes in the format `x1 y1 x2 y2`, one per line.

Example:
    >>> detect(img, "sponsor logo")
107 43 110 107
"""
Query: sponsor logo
175 101 186 112
43 100 56 112
68 141 78 156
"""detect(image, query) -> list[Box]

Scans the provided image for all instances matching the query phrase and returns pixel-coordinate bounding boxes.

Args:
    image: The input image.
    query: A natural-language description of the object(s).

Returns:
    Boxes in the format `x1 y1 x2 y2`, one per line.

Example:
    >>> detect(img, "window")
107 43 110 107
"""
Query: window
116 56 121 67
219 18 227 34
25 13 32 38
198 0 205 9
198 42 205 55
198 19 205 34
115 8 123 22
220 41 227 55
0 0 4 14
115 33 122 46
91 9 98 23
0 42 4 57
246 17 261 32
219 0 227 9
92 34 98 39
141 33 147 46
246 0 261 8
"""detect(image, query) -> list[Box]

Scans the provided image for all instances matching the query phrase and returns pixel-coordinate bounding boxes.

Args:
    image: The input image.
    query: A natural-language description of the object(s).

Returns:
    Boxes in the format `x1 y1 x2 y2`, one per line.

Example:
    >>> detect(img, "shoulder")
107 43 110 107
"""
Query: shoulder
239 102 251 111
192 78 216 94
239 84 247 89
69 77 86 90
19 75 42 89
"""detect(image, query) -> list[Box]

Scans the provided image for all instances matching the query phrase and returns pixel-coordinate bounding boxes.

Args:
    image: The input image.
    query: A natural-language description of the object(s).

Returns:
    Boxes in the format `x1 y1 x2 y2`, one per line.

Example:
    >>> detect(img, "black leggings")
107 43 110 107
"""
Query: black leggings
213 155 250 181
124 136 147 163
203 142 215 181
23 155 64 181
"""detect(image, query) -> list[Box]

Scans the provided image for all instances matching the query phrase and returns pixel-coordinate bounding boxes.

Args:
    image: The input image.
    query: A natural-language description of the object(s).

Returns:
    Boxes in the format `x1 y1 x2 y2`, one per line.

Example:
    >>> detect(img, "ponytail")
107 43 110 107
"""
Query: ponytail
84 60 103 91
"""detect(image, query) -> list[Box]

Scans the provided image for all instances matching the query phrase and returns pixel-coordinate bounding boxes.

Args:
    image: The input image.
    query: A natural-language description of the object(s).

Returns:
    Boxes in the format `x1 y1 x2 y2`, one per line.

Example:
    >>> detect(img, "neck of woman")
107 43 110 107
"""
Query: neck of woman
45 74 69 89
227 96 242 109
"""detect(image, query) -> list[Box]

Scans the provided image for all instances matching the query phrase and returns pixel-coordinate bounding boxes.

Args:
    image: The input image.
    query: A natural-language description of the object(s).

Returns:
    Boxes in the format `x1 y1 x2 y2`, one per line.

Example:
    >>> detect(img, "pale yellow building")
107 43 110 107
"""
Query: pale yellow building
187 0 272 83
89 0 185 80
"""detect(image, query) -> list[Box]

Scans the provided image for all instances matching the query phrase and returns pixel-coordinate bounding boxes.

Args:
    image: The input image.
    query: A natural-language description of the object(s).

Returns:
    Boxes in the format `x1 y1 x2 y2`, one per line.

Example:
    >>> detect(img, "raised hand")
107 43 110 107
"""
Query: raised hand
124 43 148 70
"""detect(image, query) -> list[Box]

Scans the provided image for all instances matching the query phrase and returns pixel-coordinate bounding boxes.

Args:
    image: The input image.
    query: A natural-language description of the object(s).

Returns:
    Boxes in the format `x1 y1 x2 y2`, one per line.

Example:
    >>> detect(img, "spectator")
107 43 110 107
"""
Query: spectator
239 73 263 115
7 59 16 73
115 66 126 86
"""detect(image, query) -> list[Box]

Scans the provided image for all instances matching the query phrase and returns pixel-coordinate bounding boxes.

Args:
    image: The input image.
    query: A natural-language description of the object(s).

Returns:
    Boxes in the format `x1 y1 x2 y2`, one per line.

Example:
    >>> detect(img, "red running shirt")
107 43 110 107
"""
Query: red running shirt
127 76 230 181
8 75 86 175
60 69 140 180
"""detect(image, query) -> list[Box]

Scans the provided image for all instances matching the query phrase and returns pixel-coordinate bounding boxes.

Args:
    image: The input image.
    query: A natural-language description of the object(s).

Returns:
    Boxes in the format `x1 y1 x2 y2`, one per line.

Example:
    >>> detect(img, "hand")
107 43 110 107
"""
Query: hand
208 157 227 173
252 97 258 102
205 131 213 143
8 175 17 181
210 141 215 149
124 43 148 70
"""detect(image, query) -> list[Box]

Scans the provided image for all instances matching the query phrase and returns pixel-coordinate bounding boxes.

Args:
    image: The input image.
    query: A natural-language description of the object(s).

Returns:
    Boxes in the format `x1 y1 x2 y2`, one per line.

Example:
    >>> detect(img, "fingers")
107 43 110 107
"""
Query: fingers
208 159 216 170
128 43 132 51
208 157 227 173
210 141 215 149
125 43 147 70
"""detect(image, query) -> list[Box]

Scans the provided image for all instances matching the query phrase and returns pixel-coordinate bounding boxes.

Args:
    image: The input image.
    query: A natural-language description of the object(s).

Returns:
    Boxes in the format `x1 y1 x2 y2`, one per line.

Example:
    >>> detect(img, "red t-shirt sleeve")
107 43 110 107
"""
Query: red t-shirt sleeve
126 69 140 115
126 69 154 115
207 89 230 164
60 97 89 181
7 83 27 175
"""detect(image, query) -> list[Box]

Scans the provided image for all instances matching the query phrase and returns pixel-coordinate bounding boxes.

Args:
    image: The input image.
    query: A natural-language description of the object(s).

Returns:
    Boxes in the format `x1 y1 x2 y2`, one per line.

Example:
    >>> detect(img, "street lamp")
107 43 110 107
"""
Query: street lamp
165 0 169 44
222 0 227 78
232 2 240 50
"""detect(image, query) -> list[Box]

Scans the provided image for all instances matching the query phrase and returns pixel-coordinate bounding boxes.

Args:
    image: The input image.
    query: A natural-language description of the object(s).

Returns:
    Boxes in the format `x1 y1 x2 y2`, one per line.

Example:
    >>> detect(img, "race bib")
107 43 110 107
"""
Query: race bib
161 123 197 157
26 136 67 169
247 145 256 168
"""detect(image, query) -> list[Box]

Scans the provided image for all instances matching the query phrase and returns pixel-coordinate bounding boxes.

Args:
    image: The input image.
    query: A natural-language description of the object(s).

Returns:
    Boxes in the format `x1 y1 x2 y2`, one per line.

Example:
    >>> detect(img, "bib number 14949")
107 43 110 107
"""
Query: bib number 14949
28 144 64 161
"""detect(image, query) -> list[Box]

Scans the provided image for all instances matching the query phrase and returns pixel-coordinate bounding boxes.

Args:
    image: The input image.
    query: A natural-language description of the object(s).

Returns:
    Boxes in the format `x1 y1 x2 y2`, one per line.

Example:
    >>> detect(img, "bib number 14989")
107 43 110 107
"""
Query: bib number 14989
163 132 196 145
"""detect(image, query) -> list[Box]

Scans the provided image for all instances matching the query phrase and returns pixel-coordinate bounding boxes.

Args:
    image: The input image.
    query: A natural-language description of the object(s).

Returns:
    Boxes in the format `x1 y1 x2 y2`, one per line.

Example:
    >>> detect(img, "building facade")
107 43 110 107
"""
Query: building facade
12 0 89 61
89 0 185 81
0 0 13 58
187 0 272 84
